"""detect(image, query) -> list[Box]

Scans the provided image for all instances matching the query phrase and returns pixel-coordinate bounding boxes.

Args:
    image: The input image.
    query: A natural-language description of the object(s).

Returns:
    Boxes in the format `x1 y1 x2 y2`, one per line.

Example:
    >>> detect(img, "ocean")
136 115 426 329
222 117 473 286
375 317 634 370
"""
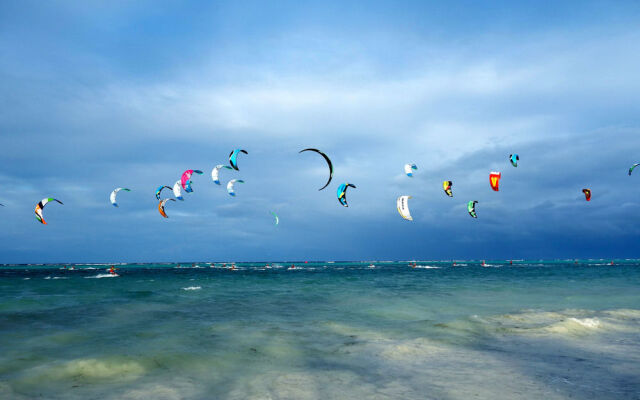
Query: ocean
1 261 639 399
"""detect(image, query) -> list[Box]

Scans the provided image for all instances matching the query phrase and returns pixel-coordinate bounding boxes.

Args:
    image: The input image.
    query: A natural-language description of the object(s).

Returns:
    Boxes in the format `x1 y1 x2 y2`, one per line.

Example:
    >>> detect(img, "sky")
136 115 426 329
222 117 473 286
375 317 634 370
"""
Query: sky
1 0 640 263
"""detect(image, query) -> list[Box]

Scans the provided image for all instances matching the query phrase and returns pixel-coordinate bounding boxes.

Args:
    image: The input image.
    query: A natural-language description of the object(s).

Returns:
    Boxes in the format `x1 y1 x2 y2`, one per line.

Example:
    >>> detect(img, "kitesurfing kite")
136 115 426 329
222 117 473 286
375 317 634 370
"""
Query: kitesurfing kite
509 154 519 167
229 149 248 171
299 148 333 190
173 181 184 201
184 180 194 192
404 163 417 177
110 188 131 207
212 165 233 185
227 179 244 196
396 196 413 221
35 198 63 224
629 163 640 176
582 188 592 201
337 183 356 207
155 185 172 200
181 170 203 192
271 211 279 225
468 200 478 218
443 181 453 197
490 172 501 191
158 198 176 218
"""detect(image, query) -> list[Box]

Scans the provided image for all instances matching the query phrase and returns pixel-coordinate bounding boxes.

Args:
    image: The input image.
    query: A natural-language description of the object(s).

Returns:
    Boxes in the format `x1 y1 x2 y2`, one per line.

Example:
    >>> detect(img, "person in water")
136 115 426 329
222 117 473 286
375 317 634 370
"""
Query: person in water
109 265 116 275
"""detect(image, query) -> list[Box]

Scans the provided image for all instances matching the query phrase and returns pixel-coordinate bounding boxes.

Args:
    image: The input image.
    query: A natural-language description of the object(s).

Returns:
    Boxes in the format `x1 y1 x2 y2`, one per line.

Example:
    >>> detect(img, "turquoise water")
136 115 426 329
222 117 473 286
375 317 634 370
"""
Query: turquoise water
1 261 639 399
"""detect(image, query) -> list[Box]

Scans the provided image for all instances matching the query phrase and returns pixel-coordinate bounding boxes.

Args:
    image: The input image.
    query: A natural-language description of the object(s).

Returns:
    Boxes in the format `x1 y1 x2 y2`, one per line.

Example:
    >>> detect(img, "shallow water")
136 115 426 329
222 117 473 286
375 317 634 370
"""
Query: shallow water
1 261 639 399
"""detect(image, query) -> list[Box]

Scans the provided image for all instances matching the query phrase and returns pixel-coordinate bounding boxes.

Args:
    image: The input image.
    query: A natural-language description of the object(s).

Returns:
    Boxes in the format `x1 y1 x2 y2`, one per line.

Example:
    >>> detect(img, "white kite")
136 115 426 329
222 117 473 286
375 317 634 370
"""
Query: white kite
227 179 245 196
109 188 131 207
173 181 184 201
404 163 417 177
396 195 413 221
212 165 233 185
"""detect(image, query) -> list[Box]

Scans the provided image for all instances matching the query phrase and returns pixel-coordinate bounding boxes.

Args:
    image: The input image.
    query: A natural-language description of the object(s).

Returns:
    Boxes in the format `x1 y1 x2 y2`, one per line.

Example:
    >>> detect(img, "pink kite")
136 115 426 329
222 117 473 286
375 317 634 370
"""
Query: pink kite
181 169 203 191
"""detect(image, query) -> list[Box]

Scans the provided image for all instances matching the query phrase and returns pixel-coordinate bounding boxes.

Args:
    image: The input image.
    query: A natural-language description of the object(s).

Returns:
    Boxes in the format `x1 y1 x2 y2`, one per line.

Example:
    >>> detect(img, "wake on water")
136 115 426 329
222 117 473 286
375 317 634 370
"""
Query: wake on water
85 274 119 279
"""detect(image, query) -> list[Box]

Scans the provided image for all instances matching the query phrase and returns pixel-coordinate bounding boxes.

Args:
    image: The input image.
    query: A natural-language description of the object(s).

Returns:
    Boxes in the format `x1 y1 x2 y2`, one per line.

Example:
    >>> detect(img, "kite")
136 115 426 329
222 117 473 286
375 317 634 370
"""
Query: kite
173 181 184 201
181 170 203 192
155 185 172 200
629 163 640 176
443 181 453 197
582 188 592 201
271 211 279 225
212 165 233 185
299 148 333 190
468 200 478 218
404 163 417 177
337 183 356 207
227 179 245 196
509 154 519 167
35 198 63 224
158 198 176 218
110 188 131 207
396 196 413 221
229 149 248 170
489 171 501 191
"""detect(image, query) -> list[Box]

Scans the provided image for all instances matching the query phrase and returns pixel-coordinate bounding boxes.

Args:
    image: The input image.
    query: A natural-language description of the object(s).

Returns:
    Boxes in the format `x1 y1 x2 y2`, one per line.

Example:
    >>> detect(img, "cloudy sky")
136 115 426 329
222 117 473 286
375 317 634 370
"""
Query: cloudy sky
1 1 640 263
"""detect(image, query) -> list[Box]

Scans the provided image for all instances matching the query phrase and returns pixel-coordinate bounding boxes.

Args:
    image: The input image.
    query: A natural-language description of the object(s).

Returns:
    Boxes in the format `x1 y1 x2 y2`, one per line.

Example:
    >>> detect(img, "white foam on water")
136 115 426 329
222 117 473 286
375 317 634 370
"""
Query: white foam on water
570 317 600 328
414 265 441 269
467 308 640 338
182 286 201 291
85 274 119 279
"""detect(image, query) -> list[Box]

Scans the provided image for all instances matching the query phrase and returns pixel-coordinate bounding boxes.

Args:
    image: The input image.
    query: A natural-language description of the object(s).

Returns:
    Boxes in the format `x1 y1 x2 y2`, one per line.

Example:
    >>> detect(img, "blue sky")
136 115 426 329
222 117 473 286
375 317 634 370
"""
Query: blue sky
1 1 640 263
